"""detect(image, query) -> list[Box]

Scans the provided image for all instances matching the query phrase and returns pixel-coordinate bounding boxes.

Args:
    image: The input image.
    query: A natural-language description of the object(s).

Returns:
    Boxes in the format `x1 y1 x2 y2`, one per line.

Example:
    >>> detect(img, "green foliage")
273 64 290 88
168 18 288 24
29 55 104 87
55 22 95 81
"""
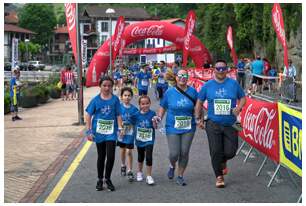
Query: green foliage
47 73 60 85
4 91 11 107
18 4 57 45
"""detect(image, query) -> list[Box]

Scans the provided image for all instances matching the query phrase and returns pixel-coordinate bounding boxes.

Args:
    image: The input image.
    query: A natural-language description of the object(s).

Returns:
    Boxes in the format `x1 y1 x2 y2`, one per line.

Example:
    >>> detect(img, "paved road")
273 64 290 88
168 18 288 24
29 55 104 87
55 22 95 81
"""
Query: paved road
37 86 302 203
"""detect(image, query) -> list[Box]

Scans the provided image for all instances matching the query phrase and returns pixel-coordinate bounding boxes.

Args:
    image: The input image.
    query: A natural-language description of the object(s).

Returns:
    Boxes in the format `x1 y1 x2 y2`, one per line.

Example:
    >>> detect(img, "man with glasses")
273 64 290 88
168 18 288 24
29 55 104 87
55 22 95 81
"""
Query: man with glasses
195 59 246 188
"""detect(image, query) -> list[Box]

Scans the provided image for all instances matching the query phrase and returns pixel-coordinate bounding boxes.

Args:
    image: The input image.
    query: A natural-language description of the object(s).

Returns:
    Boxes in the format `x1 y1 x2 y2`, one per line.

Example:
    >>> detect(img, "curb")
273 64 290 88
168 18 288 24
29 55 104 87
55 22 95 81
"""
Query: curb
19 136 85 203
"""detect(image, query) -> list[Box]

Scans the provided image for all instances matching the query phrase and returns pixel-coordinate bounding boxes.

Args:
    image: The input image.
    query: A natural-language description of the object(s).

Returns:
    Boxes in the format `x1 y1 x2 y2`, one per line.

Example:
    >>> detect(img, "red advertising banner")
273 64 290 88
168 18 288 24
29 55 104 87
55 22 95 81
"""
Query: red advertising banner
183 10 196 67
112 16 125 63
272 3 288 70
123 45 179 55
239 97 279 162
64 3 78 64
226 26 238 65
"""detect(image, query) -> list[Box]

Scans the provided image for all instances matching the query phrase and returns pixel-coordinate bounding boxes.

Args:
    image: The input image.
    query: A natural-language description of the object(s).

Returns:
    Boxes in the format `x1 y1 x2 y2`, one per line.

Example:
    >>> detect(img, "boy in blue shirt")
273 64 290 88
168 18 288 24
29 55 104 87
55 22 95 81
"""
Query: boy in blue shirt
135 65 152 96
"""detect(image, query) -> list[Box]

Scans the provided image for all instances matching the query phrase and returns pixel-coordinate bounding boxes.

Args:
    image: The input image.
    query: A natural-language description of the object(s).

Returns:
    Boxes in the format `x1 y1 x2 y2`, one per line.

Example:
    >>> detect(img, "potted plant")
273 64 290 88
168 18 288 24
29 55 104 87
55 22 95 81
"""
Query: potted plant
20 87 39 108
4 91 11 114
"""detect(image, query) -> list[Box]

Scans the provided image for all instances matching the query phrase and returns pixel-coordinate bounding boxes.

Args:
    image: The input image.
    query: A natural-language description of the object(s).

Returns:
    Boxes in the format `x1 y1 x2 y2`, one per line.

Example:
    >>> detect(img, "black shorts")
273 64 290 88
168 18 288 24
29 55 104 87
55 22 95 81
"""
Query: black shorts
117 141 134 149
252 76 263 85
138 89 148 96
61 83 66 90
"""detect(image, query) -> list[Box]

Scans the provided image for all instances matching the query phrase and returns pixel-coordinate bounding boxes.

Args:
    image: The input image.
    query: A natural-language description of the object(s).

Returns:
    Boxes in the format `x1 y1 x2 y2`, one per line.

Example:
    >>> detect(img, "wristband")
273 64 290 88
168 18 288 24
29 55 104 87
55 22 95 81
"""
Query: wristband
85 129 93 136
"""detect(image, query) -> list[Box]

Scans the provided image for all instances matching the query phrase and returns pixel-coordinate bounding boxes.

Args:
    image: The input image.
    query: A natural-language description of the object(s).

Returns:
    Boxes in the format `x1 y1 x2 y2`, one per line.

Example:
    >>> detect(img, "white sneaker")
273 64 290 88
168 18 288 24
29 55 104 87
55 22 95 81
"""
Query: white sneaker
136 172 143 182
146 176 155 185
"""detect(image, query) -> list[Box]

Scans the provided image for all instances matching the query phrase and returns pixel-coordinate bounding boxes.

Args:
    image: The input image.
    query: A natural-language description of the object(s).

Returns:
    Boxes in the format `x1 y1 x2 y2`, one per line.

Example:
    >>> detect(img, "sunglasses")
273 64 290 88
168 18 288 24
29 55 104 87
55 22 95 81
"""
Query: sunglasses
215 66 228 72
177 74 189 78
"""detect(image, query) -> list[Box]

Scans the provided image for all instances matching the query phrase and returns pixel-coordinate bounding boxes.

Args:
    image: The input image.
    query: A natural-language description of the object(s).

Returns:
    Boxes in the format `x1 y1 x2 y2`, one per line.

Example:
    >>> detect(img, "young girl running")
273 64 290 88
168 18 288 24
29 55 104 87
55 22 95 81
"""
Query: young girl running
85 75 124 191
118 87 139 181
131 96 157 185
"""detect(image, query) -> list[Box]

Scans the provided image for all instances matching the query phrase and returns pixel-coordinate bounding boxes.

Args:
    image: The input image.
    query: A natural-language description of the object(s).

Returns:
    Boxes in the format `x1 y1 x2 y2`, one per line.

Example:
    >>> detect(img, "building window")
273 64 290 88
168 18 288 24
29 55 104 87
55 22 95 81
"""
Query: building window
55 45 59 51
101 35 108 44
83 24 91 33
101 22 108 32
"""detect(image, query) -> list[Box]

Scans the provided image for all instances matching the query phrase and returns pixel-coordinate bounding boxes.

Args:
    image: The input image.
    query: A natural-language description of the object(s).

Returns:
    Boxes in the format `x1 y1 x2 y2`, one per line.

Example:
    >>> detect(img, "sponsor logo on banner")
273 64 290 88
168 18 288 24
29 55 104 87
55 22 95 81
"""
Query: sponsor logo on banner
11 38 19 69
184 17 195 50
81 39 87 66
65 3 78 63
240 97 279 162
131 25 164 37
226 26 238 65
278 103 302 177
227 26 233 49
183 10 196 67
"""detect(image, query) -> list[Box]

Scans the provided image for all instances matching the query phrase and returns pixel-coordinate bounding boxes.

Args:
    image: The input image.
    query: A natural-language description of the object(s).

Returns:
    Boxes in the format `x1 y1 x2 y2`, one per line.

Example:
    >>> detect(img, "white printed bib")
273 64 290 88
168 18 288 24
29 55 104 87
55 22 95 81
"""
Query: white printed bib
174 116 192 130
158 78 165 84
136 127 153 142
96 119 114 135
214 99 231 115
141 79 149 86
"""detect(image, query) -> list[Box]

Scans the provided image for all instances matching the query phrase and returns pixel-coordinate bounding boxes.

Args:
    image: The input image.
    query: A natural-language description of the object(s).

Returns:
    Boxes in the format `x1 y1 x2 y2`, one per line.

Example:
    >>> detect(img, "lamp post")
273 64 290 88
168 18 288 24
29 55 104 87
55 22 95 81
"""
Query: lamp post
106 8 115 76
25 39 30 70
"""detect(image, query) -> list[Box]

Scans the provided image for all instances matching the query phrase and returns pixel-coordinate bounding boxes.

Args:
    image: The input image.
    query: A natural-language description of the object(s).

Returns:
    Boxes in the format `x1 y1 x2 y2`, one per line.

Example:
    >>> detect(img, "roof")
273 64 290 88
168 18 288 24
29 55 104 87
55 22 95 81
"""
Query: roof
4 11 18 24
162 18 185 23
4 24 36 34
54 26 68 34
82 6 151 20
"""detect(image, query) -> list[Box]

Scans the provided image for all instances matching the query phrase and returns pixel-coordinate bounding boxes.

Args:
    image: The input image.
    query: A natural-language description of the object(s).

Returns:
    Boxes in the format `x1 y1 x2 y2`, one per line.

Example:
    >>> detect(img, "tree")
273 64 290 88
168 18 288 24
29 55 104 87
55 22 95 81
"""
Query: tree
18 4 57 46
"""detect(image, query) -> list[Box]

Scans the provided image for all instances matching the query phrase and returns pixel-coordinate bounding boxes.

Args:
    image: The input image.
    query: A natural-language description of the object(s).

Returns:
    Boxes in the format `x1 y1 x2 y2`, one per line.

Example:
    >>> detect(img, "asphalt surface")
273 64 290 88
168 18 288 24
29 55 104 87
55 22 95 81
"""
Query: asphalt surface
37 86 302 203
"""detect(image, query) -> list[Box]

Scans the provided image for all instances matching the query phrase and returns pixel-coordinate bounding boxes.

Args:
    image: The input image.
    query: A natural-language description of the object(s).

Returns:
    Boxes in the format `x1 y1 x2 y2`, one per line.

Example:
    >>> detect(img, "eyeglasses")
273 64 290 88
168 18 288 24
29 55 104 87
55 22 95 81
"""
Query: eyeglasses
177 74 189 78
215 66 228 72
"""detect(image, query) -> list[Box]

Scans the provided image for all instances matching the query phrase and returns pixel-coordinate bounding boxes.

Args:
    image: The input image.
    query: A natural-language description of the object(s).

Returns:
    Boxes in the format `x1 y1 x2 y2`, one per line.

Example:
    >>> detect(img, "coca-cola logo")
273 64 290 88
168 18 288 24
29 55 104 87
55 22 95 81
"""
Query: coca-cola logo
184 17 195 50
272 5 286 48
243 104 276 149
113 22 125 52
131 25 164 37
227 27 233 49
190 46 201 52
65 3 76 32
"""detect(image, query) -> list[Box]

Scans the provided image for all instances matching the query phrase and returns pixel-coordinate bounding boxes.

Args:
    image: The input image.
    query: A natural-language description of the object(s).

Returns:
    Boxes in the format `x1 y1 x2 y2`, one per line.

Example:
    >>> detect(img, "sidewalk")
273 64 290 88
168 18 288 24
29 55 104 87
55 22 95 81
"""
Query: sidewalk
4 86 100 203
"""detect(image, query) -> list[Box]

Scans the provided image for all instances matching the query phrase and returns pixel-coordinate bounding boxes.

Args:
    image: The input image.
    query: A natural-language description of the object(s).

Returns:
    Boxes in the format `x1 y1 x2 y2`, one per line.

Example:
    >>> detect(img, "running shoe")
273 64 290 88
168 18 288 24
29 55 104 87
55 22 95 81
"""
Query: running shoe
146 176 155 185
15 116 22 120
96 179 103 191
121 165 127 176
167 167 175 179
216 176 225 188
12 117 16 121
105 179 115 191
176 176 187 186
127 171 134 182
136 172 143 182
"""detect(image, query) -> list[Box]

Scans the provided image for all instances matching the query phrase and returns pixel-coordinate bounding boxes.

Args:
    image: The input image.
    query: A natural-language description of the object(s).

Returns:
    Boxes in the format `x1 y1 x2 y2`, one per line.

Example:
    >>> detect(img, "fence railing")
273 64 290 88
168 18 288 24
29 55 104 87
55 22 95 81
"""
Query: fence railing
4 71 78 82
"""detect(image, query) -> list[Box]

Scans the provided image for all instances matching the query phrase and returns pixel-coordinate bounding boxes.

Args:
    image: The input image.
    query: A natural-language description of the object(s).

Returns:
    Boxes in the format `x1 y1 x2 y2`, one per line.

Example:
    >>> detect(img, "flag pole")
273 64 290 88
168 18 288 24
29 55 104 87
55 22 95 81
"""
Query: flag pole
75 3 84 125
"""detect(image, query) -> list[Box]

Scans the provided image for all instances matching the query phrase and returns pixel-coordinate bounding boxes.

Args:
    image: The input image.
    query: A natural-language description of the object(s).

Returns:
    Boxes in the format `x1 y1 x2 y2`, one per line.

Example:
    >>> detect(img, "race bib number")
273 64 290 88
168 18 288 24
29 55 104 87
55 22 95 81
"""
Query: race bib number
124 124 134 136
96 119 114 135
158 78 165 84
174 116 192 130
141 79 149 86
136 127 153 142
214 99 231 115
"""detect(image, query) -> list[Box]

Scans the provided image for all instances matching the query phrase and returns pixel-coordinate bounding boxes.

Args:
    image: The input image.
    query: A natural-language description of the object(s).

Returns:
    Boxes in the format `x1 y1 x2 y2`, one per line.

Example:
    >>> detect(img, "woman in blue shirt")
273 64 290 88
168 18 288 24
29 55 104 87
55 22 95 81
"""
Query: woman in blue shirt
155 69 198 186
85 75 124 192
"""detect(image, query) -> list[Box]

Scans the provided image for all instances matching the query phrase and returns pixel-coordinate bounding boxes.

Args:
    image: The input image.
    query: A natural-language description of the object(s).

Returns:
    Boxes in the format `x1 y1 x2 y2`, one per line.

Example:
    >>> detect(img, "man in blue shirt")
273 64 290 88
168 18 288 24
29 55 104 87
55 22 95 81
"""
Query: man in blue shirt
135 65 152 96
251 55 264 93
236 58 246 89
195 59 246 188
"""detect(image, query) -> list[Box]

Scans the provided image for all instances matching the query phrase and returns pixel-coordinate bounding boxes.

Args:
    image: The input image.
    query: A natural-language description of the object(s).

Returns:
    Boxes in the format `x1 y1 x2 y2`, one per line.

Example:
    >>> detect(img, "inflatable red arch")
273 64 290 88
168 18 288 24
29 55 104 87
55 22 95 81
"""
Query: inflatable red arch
86 21 212 87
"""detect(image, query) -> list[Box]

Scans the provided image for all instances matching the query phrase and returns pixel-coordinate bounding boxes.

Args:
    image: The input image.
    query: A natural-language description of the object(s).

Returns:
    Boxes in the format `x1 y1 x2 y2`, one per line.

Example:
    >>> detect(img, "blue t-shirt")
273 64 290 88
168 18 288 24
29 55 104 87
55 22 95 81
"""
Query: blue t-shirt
131 110 156 147
155 69 168 89
198 78 245 126
119 103 139 145
237 61 245 72
113 71 121 80
10 77 17 97
251 60 264 75
85 94 121 143
137 71 152 91
160 86 198 134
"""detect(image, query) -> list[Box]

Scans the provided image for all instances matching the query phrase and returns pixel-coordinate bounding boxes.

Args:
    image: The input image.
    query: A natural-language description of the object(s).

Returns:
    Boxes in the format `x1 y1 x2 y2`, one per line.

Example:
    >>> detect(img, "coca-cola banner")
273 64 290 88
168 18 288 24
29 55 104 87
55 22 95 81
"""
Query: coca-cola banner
123 45 179 55
65 3 78 64
278 103 302 177
272 3 288 70
112 16 125 63
86 20 212 87
226 26 238 65
183 10 196 67
239 97 279 163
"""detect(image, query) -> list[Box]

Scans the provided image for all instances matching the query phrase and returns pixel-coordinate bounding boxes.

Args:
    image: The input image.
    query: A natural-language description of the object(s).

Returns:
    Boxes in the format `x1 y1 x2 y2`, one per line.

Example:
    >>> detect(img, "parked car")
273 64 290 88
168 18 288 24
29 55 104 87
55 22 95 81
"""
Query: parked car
19 62 29 71
4 62 12 71
28 61 45 70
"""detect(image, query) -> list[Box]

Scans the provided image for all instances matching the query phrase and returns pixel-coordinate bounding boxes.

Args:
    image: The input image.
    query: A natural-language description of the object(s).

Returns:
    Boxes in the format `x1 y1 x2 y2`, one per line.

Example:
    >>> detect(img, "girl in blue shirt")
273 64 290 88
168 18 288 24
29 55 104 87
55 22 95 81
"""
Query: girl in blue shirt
118 87 139 181
132 95 157 185
135 65 152 96
85 75 124 192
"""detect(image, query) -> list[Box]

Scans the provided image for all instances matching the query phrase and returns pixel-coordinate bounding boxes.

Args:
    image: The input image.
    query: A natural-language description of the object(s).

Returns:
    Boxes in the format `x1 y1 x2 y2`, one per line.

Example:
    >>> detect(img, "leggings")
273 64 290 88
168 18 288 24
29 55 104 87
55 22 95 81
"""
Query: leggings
137 145 154 166
166 132 195 169
205 120 238 177
96 141 116 180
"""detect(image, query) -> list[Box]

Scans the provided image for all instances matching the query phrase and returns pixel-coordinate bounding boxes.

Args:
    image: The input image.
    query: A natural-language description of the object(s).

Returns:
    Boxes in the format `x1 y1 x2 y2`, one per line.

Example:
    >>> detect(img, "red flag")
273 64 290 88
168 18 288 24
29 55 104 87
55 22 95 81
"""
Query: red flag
183 10 196 67
64 3 78 64
112 16 125 63
271 3 288 70
226 26 238 65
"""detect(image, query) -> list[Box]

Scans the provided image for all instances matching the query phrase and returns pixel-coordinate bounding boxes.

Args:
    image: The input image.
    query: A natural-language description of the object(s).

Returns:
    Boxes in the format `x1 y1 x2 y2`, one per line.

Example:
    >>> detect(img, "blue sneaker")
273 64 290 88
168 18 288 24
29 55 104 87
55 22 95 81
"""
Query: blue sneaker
167 167 175 179
176 176 187 186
